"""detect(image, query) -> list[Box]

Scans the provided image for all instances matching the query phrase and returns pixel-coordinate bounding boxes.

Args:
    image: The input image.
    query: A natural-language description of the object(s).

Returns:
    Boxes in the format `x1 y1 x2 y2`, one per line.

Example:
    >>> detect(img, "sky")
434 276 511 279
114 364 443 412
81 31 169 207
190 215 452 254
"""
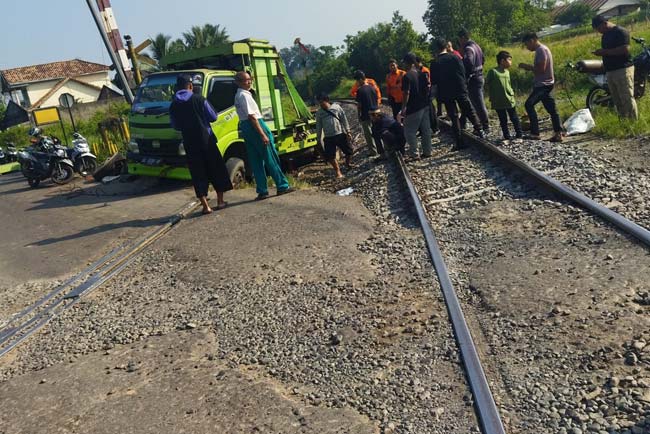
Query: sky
0 0 429 70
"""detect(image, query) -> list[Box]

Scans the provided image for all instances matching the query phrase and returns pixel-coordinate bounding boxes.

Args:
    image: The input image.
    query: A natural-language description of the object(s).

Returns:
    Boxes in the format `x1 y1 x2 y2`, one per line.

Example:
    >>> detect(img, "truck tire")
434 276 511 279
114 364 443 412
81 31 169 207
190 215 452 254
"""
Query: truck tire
226 157 246 188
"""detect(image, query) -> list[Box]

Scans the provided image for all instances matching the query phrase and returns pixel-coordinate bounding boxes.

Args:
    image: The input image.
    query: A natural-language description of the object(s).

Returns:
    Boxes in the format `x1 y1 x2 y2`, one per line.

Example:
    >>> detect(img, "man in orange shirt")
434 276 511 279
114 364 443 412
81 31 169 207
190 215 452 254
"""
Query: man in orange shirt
350 71 382 106
385 59 406 118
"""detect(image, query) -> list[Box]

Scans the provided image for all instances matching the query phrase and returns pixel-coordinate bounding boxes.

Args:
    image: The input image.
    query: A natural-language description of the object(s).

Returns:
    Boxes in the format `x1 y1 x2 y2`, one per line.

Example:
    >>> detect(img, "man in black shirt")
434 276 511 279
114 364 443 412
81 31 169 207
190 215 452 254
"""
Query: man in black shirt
353 70 379 156
430 39 484 150
400 52 433 159
592 15 638 119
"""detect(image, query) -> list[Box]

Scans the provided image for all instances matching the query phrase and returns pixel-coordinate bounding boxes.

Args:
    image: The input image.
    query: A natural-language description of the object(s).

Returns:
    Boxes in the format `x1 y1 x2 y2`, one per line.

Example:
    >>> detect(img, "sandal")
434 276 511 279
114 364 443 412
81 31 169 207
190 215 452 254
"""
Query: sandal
216 201 228 210
201 208 213 215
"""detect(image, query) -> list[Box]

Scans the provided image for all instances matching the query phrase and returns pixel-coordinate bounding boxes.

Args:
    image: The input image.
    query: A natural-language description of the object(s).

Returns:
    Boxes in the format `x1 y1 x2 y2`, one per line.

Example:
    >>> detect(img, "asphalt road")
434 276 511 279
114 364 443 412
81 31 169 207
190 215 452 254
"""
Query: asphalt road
0 172 195 291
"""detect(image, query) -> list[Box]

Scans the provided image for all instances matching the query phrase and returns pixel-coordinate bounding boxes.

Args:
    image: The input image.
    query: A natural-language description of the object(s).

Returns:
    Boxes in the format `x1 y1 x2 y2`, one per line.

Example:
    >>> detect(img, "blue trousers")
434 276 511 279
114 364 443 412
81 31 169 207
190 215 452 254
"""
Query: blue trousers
240 119 289 195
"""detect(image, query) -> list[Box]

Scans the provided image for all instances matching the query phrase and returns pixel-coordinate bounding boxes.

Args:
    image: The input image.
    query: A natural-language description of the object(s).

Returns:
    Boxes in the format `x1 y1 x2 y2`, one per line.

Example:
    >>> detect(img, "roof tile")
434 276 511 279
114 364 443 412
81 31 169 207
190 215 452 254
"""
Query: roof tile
1 59 110 86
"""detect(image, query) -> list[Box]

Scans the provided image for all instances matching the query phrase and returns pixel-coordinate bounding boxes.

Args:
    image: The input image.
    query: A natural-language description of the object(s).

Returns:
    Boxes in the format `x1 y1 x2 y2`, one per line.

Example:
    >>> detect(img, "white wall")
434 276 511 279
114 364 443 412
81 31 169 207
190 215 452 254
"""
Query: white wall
25 71 111 108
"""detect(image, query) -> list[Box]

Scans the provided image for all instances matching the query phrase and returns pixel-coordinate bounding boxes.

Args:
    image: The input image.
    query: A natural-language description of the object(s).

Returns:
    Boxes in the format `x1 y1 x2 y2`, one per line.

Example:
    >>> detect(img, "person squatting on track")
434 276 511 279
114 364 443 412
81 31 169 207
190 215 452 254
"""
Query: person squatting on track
315 93 354 178
399 52 433 159
169 74 232 215
485 51 524 144
386 59 406 119
370 109 406 156
458 28 490 133
519 32 564 143
430 39 484 151
234 71 294 200
591 15 639 120
351 70 382 157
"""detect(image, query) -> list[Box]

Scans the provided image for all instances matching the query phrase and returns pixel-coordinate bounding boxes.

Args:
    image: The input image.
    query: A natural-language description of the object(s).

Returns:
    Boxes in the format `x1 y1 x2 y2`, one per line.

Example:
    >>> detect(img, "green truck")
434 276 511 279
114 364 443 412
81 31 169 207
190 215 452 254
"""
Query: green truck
127 38 317 183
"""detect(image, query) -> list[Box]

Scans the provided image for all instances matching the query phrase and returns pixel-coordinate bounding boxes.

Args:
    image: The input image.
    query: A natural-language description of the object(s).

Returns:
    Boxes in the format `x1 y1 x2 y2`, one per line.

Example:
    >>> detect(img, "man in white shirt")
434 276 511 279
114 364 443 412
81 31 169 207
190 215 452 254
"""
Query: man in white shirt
234 71 293 200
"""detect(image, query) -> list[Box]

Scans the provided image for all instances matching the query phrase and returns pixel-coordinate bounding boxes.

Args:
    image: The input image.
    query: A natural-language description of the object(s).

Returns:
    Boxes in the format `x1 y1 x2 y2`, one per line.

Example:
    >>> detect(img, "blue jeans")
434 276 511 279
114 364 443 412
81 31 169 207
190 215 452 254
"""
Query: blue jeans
525 85 562 135
240 119 290 195
468 74 489 129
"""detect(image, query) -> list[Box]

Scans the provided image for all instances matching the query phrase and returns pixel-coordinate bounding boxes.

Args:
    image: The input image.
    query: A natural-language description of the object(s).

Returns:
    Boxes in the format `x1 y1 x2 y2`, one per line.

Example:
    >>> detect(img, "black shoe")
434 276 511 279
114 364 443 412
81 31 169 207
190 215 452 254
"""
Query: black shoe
255 193 269 201
473 129 486 139
277 187 295 196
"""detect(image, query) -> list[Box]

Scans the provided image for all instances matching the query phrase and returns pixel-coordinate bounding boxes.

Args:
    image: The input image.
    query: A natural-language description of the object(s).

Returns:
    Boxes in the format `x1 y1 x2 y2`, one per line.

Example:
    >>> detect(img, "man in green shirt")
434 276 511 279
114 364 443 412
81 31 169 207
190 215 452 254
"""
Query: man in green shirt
485 50 523 144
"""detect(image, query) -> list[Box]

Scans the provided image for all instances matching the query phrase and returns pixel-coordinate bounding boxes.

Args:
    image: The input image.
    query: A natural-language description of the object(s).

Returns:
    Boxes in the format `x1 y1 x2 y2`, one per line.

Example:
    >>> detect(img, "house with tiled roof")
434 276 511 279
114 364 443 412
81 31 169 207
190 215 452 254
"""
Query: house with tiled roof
551 0 640 21
0 59 123 110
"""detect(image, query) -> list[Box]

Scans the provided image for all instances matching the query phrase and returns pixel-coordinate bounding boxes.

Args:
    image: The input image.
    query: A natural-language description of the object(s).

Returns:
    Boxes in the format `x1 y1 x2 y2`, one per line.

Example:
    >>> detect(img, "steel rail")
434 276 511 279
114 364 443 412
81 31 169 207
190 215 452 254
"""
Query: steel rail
441 121 650 248
395 153 506 434
0 200 197 359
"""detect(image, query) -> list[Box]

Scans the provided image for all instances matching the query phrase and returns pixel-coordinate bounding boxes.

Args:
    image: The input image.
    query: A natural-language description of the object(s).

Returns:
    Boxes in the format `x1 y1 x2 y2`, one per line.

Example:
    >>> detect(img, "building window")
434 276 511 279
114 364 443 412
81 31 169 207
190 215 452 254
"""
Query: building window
11 88 31 108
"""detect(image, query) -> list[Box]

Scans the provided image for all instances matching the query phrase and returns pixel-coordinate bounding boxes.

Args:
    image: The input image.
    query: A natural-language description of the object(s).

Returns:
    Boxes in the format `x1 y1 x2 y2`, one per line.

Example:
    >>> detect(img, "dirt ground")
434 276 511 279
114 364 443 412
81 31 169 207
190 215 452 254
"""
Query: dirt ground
0 184 477 434
0 173 195 325
0 329 376 434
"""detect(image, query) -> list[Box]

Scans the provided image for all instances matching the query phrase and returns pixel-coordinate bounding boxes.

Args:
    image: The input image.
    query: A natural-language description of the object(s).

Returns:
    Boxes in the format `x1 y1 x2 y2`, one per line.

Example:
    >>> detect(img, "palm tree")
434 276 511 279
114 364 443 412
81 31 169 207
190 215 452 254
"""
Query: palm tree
182 24 229 49
149 33 172 61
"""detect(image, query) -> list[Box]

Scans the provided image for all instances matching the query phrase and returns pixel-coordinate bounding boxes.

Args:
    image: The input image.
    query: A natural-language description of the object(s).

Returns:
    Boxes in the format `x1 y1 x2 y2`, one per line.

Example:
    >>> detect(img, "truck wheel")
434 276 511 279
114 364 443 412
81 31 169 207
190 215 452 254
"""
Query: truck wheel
226 157 246 188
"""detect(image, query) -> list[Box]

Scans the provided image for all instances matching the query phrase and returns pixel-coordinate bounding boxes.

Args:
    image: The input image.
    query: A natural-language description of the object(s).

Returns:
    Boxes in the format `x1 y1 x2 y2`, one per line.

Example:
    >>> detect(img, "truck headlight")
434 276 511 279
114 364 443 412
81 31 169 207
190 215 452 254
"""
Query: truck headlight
128 140 139 154
178 142 186 156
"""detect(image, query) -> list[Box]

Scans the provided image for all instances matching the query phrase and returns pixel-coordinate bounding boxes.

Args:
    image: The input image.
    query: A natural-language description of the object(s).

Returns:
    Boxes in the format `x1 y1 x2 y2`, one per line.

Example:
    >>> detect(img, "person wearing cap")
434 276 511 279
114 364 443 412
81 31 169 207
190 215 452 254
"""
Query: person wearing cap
458 28 490 133
592 15 638 119
352 70 380 156
169 74 232 215
315 93 353 178
430 38 484 150
400 52 433 159
370 108 405 156
234 71 294 200
518 32 564 142
385 59 406 119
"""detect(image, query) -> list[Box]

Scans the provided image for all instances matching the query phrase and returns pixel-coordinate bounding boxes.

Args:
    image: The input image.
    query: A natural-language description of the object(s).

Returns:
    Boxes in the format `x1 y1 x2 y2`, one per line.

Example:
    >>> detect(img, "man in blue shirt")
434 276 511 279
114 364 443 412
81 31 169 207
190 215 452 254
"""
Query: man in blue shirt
169 74 232 214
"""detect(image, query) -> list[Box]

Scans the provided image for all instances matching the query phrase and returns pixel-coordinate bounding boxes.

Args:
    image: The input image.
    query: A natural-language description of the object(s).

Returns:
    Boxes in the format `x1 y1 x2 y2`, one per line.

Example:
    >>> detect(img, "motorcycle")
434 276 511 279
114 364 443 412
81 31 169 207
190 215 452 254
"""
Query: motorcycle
5 143 18 162
573 36 650 111
65 133 97 176
17 139 75 188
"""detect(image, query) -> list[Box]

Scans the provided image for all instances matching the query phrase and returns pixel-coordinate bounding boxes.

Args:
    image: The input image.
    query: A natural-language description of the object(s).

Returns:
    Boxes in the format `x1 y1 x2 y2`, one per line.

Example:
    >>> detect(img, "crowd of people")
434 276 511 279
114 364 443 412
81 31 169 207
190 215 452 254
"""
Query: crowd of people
170 15 640 212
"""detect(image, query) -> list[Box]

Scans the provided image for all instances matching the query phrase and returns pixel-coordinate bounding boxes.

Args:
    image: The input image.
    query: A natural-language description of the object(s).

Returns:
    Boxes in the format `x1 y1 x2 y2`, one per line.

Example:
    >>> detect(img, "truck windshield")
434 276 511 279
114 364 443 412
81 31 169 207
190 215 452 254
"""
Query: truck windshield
132 72 204 115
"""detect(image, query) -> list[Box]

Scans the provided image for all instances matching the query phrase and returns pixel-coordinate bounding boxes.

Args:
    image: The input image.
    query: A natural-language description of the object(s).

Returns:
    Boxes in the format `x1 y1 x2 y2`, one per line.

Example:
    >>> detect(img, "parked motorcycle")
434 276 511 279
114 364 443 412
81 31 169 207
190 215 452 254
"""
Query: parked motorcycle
17 140 75 188
573 36 650 111
2 143 18 162
65 133 97 176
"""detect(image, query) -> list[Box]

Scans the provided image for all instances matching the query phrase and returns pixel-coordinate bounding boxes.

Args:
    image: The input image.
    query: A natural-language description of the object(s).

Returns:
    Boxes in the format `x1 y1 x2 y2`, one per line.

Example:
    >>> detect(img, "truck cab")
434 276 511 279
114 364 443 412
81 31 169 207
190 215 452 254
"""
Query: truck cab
127 38 316 183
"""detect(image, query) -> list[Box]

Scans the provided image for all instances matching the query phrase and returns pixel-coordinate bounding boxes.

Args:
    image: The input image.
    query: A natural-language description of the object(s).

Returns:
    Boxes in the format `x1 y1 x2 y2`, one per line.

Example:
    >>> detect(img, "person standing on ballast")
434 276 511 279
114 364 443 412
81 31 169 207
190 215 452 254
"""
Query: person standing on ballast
458 28 490 133
591 15 639 119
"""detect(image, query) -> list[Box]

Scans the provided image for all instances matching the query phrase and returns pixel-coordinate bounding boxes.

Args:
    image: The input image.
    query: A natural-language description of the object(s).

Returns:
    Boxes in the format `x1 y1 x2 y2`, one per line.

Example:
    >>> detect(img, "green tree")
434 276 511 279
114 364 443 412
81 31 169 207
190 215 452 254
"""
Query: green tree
149 33 173 61
424 0 551 45
182 24 229 49
0 100 6 121
345 11 429 83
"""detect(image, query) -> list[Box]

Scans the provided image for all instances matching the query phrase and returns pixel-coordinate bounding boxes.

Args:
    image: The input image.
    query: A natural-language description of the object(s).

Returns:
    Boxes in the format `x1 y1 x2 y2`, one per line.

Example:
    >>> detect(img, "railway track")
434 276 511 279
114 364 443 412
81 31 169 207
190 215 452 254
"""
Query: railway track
393 121 650 432
0 200 197 359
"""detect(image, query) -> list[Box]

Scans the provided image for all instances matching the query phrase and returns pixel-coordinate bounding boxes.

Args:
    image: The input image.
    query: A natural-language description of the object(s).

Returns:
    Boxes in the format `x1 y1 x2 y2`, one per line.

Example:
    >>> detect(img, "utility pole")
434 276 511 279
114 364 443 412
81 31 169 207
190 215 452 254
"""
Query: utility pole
85 0 134 104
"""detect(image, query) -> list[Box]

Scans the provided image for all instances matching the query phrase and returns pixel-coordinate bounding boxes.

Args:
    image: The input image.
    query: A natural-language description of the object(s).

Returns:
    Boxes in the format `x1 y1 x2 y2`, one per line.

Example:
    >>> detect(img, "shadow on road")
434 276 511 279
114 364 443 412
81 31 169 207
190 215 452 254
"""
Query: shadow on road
24 178 192 211
27 216 170 246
